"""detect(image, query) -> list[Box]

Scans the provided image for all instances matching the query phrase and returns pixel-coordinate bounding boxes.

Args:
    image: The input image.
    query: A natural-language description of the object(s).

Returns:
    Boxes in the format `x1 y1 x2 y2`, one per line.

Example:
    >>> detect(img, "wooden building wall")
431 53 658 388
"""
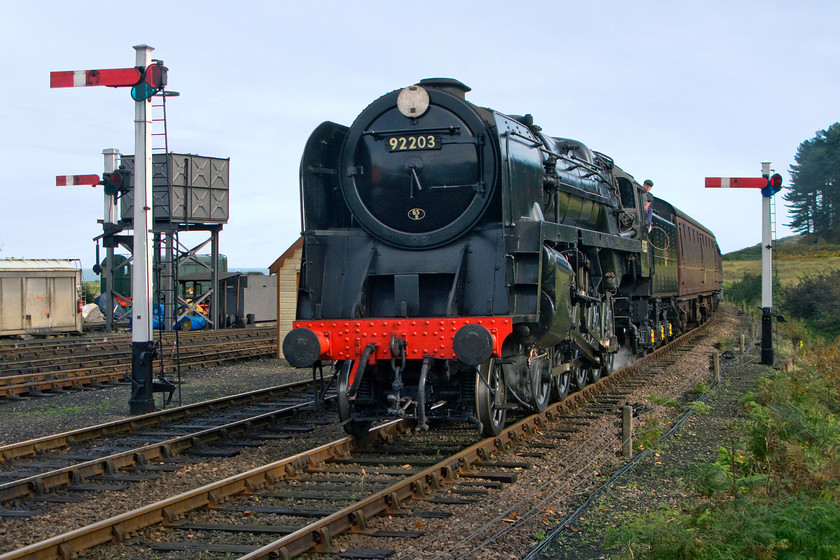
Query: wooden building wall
270 238 303 361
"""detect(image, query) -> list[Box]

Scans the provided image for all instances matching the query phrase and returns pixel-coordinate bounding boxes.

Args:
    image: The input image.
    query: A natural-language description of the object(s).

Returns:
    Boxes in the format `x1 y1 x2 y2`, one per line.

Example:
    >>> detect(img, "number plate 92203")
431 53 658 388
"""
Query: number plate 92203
386 135 441 152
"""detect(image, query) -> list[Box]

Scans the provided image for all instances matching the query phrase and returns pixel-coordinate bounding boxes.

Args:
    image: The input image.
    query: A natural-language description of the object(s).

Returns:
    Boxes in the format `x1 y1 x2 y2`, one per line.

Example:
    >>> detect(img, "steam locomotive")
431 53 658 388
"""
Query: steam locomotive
283 78 722 437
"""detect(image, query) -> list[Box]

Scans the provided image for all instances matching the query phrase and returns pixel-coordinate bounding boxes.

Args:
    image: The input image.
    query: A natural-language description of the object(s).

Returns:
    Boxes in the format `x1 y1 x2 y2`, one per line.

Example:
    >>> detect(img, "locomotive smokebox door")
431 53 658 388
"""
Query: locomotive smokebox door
337 81 497 249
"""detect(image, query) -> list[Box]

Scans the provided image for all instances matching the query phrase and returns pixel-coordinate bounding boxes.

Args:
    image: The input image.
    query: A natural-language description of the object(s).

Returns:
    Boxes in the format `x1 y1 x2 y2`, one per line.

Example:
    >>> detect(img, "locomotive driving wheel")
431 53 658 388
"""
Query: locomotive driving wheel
586 302 603 384
476 358 508 437
337 361 373 437
528 349 551 413
571 350 589 390
600 294 617 378
550 348 571 401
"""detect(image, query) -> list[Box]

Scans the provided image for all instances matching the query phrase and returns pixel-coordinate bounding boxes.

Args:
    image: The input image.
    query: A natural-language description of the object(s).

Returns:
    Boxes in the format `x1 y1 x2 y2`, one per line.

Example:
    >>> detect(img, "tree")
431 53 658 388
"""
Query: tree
784 123 840 235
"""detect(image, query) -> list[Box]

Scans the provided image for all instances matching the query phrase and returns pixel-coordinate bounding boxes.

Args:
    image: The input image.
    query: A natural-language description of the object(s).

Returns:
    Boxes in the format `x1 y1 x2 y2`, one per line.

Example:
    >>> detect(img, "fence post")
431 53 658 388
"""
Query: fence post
622 405 633 458
713 351 721 385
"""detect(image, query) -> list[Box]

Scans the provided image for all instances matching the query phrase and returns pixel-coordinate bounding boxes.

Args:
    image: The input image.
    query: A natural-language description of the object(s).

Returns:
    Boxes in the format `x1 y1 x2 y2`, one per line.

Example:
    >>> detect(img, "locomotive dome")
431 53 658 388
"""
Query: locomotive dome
338 78 498 249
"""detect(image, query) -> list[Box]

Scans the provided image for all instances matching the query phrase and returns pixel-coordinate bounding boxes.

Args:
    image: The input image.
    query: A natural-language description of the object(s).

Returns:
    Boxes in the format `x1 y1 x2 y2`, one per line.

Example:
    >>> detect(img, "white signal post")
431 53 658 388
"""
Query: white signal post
760 161 774 366
103 149 120 226
130 44 156 415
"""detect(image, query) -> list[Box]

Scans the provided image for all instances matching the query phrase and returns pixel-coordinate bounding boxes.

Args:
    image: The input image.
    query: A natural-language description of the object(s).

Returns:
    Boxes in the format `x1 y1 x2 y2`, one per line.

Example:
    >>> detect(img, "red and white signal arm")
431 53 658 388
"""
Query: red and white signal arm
56 174 100 187
704 177 770 189
50 68 142 88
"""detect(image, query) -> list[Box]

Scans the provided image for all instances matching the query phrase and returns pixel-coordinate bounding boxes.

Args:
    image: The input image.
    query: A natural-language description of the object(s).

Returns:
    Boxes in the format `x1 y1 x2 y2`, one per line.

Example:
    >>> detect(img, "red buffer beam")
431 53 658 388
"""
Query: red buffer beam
56 174 101 187
50 68 142 88
704 177 768 189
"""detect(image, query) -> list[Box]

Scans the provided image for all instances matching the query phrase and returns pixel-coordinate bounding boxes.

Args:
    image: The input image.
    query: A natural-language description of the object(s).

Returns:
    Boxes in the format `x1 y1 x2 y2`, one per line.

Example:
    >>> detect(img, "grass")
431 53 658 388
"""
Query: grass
634 411 665 452
722 256 840 289
605 341 840 560
723 232 840 261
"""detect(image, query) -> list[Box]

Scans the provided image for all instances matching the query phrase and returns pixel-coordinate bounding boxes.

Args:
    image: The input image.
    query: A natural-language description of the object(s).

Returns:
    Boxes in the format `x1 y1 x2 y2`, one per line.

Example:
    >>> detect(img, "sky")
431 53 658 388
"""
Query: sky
1 0 837 269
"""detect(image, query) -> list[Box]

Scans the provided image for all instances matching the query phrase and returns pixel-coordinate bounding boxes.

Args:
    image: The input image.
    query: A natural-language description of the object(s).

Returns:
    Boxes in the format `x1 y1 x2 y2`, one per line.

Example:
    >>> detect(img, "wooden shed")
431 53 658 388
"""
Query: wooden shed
269 237 303 359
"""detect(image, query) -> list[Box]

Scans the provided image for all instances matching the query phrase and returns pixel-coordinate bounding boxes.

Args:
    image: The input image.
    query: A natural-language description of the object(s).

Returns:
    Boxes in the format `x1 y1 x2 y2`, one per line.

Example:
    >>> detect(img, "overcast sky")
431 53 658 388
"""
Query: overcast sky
1 1 836 269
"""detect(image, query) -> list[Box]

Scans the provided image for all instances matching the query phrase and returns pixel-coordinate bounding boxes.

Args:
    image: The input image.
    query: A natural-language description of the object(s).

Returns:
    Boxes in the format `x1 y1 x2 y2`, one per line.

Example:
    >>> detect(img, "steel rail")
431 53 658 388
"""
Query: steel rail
0 327 275 361
0 334 276 374
0 379 313 464
0 342 276 399
0 334 276 376
0 394 331 502
0 320 711 560
0 421 410 560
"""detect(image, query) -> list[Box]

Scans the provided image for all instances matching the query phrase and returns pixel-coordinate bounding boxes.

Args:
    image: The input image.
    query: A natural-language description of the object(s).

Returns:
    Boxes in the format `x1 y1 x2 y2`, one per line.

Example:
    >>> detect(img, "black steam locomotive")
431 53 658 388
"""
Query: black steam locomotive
283 78 722 437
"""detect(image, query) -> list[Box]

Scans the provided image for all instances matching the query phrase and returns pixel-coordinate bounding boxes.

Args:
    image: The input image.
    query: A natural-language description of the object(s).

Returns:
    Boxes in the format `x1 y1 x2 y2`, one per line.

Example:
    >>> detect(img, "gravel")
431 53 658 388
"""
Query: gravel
0 305 760 559
0 358 347 555
0 357 308 446
531 310 771 559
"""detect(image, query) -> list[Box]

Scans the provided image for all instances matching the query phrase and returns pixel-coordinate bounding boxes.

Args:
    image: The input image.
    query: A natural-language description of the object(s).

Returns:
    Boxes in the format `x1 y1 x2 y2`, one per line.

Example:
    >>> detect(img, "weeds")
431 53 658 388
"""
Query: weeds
634 411 664 451
687 401 711 415
693 383 712 396
646 394 678 407
606 341 840 559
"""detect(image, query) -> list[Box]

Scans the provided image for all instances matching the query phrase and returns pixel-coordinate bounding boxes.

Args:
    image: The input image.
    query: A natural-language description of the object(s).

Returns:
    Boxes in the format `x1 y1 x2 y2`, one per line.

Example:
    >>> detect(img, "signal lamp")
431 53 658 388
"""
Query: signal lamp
102 167 131 196
131 61 167 102
102 172 121 195
761 173 783 197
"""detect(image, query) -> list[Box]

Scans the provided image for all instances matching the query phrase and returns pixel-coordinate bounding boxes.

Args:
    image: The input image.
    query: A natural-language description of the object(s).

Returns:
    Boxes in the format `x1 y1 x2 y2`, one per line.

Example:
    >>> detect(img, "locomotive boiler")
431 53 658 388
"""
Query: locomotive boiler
283 78 722 437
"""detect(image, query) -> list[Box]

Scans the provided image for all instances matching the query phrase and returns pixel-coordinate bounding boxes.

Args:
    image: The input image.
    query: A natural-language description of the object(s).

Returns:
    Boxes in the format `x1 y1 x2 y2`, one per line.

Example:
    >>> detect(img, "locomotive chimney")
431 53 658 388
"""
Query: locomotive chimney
417 78 471 99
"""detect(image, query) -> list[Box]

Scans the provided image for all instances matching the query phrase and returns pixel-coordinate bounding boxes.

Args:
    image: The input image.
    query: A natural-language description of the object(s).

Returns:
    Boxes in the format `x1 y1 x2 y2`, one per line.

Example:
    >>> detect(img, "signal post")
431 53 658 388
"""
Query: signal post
130 45 156 415
51 45 168 414
759 162 775 366
705 164 783 365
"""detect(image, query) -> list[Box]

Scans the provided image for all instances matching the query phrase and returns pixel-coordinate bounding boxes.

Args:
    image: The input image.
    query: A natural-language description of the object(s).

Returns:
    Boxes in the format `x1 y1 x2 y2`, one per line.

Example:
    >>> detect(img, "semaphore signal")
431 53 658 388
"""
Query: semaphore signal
50 45 164 416
706 163 783 366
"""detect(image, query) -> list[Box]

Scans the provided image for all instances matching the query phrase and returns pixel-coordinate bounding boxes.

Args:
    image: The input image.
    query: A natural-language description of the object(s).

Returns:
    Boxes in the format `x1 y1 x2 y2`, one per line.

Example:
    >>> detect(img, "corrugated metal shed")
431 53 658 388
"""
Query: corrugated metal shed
0 259 83 335
0 259 82 270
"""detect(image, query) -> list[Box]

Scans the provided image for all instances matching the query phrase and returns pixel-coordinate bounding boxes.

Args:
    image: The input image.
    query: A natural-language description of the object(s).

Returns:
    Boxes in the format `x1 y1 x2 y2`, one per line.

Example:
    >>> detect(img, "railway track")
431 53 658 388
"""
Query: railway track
0 312 744 560
0 328 277 399
0 378 337 506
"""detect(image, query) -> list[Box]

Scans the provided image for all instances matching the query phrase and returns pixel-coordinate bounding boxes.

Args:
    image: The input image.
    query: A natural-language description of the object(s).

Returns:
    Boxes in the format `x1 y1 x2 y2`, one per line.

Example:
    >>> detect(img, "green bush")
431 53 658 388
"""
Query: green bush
82 281 100 304
782 270 840 339
607 496 840 560
724 273 776 308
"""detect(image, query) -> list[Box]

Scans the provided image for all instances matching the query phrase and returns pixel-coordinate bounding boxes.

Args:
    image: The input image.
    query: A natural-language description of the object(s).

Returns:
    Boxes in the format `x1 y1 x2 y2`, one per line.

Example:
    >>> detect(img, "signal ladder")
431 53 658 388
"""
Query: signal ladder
150 77 182 407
